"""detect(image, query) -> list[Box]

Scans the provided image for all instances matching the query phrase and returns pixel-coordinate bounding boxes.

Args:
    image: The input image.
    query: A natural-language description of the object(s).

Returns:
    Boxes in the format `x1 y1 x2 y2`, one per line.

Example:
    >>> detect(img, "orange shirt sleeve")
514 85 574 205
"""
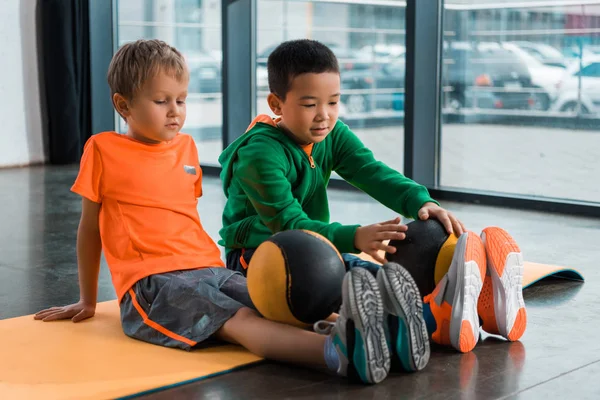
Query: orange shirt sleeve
71 137 103 203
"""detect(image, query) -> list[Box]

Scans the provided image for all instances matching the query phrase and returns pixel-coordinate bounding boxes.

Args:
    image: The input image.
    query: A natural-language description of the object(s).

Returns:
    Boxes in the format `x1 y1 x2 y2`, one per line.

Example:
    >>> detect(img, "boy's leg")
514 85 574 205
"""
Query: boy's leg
119 268 256 351
216 267 391 384
342 253 381 276
215 307 327 367
423 231 486 353
477 227 527 341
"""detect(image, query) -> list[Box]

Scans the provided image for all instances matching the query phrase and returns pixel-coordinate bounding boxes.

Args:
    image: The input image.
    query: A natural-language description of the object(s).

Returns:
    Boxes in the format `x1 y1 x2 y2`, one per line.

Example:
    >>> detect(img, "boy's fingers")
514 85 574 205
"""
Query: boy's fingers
38 307 61 312
72 310 84 323
34 309 61 320
378 223 408 232
454 224 463 236
452 216 464 236
42 312 66 322
380 217 401 225
438 213 454 235
450 214 466 236
34 312 52 320
43 310 72 322
396 224 408 232
376 231 406 241
34 307 60 317
370 251 386 264
378 242 397 254
72 310 90 323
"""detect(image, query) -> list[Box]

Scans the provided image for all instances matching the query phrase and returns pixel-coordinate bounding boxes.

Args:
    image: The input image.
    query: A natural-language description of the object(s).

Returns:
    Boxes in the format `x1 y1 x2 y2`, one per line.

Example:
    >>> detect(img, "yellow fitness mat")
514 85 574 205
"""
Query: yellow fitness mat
355 251 584 289
0 261 582 400
0 301 263 400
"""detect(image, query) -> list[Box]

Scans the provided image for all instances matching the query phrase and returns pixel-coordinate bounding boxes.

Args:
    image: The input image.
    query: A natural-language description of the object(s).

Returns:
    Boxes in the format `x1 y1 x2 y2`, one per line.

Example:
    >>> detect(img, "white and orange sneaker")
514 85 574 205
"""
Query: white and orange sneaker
477 227 527 341
423 231 486 353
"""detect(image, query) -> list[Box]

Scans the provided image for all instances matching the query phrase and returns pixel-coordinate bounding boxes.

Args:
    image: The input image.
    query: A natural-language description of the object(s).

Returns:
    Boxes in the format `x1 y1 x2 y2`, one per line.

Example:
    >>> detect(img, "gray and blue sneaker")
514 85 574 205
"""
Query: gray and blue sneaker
315 267 390 384
376 262 430 372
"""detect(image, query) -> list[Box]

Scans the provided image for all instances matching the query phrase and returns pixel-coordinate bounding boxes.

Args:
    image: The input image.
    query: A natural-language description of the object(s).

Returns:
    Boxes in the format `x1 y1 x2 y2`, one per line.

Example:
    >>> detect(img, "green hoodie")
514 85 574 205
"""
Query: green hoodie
218 115 438 255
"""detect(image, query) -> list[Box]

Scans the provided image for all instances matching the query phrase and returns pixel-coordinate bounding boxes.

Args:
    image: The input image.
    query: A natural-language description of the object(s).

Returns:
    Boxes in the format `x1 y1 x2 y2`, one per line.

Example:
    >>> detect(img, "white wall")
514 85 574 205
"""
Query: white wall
0 0 45 167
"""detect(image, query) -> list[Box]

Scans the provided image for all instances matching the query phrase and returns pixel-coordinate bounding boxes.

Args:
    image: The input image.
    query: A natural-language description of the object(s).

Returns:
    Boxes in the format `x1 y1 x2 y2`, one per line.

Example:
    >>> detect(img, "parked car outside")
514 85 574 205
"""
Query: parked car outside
509 41 568 69
185 51 221 97
552 55 600 115
443 42 537 112
340 61 405 113
478 42 564 110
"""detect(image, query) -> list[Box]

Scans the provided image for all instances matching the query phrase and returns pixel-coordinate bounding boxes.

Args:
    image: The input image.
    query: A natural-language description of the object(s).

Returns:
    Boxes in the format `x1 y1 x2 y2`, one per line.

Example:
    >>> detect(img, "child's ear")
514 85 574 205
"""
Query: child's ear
113 93 131 119
267 93 283 116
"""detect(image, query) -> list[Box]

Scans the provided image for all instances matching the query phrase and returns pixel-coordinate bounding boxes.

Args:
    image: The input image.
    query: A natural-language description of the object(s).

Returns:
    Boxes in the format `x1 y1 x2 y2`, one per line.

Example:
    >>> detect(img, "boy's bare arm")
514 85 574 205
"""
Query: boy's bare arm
34 198 102 322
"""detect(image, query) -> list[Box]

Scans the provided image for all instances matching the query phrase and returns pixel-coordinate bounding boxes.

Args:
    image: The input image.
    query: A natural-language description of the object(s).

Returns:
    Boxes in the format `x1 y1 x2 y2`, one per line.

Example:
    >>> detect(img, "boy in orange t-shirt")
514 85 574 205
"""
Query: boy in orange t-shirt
34 39 401 384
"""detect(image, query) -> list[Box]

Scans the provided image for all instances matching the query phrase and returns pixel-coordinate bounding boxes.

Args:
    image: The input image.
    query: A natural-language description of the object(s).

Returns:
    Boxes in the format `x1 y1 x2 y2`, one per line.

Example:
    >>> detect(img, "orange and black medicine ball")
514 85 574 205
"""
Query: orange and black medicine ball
385 219 458 296
247 230 346 328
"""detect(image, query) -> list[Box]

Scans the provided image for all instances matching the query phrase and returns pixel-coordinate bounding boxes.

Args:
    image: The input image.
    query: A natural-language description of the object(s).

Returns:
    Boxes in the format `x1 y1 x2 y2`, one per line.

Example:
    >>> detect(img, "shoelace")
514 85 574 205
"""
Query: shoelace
313 320 335 335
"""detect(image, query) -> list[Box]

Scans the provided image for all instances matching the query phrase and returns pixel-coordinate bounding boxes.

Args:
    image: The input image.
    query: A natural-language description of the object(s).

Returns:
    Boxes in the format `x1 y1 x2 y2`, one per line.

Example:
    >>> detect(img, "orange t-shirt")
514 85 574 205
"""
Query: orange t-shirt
71 132 224 302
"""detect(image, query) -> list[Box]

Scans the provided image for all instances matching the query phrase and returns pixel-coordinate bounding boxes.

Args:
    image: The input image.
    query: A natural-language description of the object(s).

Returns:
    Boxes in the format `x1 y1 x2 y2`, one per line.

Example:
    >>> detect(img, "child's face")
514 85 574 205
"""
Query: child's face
119 71 189 143
269 72 340 145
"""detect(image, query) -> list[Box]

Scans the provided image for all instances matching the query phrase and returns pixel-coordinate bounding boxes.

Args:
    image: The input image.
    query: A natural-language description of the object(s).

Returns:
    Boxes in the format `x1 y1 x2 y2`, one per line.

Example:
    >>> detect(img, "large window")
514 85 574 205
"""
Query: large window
441 1 600 202
116 0 223 165
102 0 600 211
255 0 407 173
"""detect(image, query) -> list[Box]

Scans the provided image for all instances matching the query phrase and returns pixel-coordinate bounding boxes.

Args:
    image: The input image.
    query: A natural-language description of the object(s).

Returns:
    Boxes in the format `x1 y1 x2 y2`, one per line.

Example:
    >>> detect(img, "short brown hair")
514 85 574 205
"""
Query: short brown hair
107 39 188 105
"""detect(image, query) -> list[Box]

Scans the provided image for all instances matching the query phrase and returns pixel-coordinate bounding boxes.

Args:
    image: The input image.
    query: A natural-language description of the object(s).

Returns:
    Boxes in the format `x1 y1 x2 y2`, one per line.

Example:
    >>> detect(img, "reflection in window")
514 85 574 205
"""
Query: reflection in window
256 0 407 173
116 0 223 165
441 1 600 203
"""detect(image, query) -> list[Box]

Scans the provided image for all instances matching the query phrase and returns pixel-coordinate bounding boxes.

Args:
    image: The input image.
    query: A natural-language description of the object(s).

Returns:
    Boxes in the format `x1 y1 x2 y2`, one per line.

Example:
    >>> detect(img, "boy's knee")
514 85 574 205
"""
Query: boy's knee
233 307 260 321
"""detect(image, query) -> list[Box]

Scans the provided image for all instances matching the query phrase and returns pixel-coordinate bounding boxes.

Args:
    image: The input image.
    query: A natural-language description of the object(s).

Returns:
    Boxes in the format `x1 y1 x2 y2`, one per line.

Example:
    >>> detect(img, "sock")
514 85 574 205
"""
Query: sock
422 303 437 336
324 335 340 372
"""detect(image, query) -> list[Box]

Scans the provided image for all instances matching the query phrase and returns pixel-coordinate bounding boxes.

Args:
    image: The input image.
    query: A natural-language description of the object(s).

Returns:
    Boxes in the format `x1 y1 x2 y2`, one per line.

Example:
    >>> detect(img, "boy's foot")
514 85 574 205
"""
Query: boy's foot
315 267 390 384
376 262 430 372
424 231 486 353
477 227 527 341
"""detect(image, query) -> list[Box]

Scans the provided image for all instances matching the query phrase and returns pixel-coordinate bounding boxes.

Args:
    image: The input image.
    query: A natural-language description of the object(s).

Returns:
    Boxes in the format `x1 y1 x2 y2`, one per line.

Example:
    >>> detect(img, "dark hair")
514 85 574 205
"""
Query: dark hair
267 39 340 100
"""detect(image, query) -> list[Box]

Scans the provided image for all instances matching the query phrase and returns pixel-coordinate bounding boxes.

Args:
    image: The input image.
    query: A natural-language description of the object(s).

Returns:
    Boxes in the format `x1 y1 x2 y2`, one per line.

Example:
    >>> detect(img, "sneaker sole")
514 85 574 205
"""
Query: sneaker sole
449 235 485 353
348 268 390 384
379 264 430 371
485 230 527 341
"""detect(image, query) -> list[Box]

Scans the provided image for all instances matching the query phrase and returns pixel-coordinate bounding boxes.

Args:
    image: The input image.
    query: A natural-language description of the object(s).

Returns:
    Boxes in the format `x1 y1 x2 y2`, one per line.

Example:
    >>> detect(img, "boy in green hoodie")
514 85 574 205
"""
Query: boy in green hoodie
218 39 527 356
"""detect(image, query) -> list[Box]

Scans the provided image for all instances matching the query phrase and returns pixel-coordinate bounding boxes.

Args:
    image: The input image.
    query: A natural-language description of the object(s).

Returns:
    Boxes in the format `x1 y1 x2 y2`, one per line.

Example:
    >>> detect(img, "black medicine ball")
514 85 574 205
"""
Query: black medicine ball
247 229 346 327
385 219 458 296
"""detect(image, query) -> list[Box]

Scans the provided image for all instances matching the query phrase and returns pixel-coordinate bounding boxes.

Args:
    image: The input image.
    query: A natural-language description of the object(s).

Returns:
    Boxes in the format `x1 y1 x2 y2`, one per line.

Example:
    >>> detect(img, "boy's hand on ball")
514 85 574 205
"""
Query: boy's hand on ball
355 217 407 264
418 202 465 236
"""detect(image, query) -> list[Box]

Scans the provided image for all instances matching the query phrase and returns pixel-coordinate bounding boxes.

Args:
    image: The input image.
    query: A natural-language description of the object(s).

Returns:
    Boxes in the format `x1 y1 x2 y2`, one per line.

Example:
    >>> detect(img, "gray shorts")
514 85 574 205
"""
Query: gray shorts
120 267 254 351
